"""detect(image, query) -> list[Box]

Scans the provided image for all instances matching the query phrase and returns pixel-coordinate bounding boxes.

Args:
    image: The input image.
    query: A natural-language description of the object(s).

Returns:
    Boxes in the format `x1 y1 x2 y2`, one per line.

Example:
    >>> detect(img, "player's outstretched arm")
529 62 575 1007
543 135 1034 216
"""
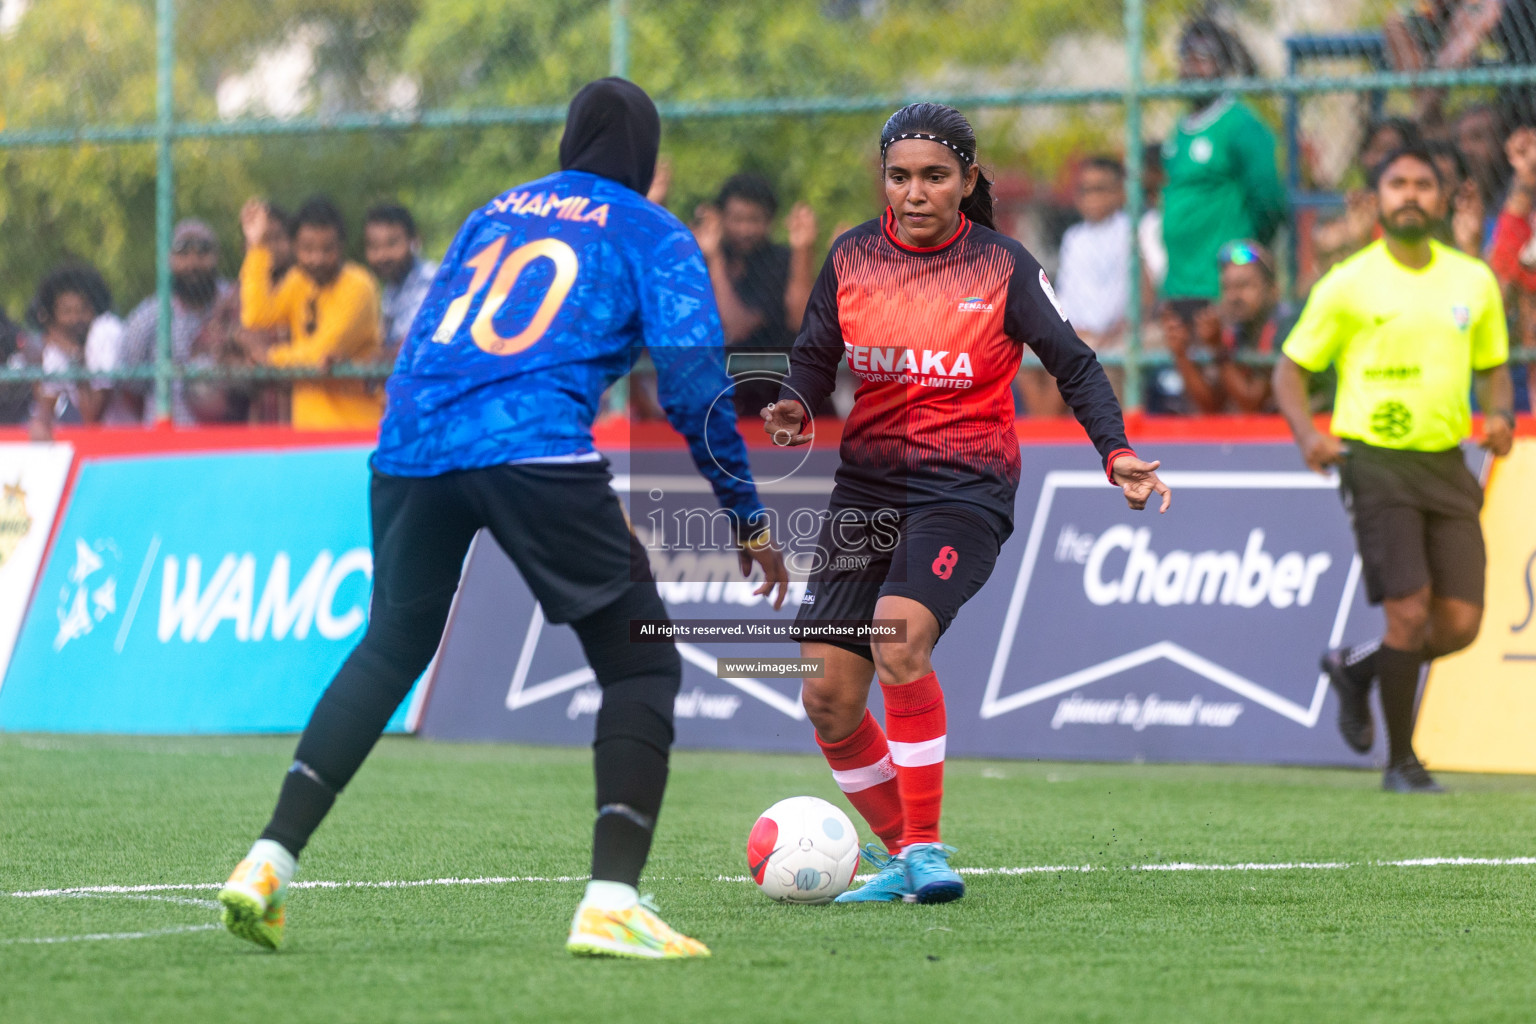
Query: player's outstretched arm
641 225 791 609
1112 456 1172 513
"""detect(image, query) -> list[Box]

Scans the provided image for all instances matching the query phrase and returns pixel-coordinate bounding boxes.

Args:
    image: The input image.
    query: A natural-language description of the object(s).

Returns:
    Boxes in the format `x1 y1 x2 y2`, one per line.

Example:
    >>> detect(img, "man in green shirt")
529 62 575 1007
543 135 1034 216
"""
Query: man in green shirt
1274 143 1515 793
1161 19 1286 312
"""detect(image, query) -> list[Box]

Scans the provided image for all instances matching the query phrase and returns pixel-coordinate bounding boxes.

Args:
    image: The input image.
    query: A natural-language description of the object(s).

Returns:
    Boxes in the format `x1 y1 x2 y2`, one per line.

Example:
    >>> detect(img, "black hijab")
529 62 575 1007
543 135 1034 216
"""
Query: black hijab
558 78 660 196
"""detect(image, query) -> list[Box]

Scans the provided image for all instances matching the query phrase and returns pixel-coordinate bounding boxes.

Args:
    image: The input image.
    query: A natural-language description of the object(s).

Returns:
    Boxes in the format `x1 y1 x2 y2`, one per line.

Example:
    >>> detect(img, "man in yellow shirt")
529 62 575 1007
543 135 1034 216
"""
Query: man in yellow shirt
1275 142 1515 793
239 196 384 429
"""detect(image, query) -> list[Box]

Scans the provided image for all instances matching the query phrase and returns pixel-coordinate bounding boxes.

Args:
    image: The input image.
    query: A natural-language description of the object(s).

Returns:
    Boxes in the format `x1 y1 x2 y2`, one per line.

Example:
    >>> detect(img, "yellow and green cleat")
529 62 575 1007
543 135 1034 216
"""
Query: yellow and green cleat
566 897 711 960
219 858 287 951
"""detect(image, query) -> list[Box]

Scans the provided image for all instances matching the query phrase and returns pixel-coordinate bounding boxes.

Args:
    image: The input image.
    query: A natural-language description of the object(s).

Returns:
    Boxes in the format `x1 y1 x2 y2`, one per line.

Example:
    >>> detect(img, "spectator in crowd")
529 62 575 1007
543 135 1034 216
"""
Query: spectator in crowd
1162 239 1293 414
1425 138 1487 255
78 267 135 425
1484 123 1536 408
1138 141 1168 295
0 309 28 424
1386 0 1536 126
1454 102 1512 217
264 203 296 280
1020 156 1130 416
1160 17 1287 323
27 265 123 436
120 219 245 425
692 173 818 417
645 157 672 207
1057 156 1131 347
1361 117 1424 181
364 202 438 361
1308 210 1361 292
237 203 294 424
239 195 383 429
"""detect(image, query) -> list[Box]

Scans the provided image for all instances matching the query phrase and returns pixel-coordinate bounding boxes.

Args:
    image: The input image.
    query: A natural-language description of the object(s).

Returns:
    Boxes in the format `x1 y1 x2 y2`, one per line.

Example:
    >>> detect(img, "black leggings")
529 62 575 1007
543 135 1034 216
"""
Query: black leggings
262 467 681 886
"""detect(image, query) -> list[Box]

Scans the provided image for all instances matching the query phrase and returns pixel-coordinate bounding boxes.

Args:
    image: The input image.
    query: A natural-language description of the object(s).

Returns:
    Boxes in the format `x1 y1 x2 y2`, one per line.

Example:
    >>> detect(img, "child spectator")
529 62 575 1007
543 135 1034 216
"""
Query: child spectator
1056 156 1131 348
1162 239 1294 414
1020 156 1131 416
26 265 130 437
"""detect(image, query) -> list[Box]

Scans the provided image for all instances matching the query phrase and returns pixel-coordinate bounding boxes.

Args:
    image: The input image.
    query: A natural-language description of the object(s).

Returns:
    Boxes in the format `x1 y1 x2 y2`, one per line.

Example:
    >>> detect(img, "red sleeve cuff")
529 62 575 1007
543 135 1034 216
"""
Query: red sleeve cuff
1106 447 1136 484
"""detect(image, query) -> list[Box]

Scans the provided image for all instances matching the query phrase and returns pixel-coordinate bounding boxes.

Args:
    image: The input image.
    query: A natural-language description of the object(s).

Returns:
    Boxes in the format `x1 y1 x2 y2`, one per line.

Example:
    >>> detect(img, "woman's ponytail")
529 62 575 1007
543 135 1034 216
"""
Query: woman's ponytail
960 168 996 231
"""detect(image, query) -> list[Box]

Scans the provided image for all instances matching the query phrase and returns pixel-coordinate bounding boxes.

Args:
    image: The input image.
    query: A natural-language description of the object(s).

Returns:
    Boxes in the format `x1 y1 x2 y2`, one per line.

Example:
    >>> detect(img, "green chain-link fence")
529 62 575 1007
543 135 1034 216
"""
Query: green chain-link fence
1 0 1534 425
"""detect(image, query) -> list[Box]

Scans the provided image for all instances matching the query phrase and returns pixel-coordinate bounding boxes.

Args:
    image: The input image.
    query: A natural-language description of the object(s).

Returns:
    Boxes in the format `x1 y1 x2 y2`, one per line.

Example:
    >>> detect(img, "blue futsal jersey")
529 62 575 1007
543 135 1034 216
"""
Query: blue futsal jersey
374 169 765 526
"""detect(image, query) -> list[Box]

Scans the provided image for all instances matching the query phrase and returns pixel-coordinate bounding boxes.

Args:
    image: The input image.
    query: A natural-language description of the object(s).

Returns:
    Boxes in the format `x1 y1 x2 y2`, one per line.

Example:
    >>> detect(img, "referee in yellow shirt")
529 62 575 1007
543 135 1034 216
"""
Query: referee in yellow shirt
239 196 384 429
1275 142 1515 793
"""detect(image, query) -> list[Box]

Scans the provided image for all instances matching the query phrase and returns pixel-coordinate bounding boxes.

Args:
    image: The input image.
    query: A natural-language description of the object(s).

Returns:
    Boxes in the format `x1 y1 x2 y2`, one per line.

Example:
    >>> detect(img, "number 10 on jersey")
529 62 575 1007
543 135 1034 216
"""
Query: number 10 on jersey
431 236 578 355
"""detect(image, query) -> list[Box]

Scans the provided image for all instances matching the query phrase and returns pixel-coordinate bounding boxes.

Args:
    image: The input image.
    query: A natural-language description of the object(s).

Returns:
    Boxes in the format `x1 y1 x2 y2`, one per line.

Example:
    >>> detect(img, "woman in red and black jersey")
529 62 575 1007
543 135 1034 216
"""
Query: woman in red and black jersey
763 103 1171 904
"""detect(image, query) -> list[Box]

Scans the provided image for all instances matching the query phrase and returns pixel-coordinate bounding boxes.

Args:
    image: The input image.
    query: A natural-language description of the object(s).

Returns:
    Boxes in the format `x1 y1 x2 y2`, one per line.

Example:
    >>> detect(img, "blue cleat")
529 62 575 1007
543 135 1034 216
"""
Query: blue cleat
834 845 911 903
903 843 965 904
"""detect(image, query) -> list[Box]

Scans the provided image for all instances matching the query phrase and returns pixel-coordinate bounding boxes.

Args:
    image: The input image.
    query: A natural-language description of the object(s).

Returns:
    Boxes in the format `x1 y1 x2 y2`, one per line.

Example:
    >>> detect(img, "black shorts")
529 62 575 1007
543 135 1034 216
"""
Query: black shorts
370 460 646 627
793 503 1003 659
1338 441 1486 606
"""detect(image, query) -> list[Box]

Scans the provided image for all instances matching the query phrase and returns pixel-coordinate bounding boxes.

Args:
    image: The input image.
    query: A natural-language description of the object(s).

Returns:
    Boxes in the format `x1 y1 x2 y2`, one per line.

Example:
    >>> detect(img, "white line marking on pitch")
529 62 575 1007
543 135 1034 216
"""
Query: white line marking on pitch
9 857 1534 945
1 924 220 946
718 856 1536 883
14 856 1535 901
54 891 222 910
10 875 589 899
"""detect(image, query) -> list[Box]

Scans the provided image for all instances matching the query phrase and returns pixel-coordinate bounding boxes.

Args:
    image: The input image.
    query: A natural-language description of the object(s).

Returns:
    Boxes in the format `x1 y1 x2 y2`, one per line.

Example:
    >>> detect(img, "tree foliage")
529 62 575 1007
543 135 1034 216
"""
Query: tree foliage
0 0 1155 316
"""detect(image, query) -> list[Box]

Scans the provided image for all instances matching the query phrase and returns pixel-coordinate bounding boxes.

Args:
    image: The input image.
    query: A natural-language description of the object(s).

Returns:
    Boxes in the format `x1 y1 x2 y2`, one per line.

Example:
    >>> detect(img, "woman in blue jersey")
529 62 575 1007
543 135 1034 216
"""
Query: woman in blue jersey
217 79 787 960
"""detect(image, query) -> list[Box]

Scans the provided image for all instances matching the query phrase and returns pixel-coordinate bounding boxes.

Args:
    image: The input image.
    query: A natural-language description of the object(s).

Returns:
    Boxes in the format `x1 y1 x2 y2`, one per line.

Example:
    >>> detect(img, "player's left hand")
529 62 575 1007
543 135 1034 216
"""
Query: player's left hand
1113 456 1172 513
1481 414 1515 457
738 533 791 610
762 400 812 446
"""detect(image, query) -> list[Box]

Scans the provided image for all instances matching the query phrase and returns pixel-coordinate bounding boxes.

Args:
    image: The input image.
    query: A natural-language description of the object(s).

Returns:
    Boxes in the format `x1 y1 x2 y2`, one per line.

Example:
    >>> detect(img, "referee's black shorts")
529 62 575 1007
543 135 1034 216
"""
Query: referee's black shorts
369 459 646 630
793 503 1002 659
1338 440 1486 606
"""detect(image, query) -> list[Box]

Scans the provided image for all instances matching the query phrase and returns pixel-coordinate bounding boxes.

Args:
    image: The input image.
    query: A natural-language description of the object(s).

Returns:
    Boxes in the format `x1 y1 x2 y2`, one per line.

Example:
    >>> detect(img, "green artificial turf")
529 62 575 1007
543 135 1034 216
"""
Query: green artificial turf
2 734 1534 1024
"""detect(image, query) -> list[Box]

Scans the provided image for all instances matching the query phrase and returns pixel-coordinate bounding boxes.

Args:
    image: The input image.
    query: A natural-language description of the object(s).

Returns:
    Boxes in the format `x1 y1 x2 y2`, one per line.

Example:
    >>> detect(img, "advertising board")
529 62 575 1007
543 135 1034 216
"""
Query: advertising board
419 443 1382 765
0 447 415 734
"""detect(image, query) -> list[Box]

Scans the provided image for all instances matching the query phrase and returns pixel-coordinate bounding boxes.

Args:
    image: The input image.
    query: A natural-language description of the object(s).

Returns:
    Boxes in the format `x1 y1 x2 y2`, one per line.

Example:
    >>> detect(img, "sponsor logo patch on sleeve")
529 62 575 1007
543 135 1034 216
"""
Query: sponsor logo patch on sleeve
1038 268 1067 321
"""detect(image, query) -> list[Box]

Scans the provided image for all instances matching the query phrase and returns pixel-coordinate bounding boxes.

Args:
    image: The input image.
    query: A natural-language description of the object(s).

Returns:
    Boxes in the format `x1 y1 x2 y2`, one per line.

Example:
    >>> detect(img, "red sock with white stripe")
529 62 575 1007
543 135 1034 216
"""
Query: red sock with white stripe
816 710 905 855
881 671 946 849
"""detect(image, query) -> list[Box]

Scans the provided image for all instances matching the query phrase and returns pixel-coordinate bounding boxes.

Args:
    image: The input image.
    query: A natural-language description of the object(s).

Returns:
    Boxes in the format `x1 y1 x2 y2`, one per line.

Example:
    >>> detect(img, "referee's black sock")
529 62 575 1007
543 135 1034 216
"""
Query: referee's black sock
1376 645 1425 765
1342 638 1381 687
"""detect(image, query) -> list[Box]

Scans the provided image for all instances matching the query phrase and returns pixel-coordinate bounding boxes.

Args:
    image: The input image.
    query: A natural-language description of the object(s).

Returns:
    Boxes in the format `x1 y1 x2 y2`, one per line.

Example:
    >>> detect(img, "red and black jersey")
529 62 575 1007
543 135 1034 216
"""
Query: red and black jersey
782 210 1131 534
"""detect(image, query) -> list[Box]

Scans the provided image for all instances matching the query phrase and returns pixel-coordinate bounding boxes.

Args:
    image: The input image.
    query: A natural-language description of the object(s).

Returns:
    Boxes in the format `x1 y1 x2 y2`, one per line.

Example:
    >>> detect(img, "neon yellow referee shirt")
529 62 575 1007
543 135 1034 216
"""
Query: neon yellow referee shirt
1283 239 1508 452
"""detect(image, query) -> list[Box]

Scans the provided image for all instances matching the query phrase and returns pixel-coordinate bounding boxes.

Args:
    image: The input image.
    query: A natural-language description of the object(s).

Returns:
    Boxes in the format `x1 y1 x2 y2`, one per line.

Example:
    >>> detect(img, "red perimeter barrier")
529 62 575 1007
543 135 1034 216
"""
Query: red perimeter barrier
3 412 1529 460
601 412 1533 450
